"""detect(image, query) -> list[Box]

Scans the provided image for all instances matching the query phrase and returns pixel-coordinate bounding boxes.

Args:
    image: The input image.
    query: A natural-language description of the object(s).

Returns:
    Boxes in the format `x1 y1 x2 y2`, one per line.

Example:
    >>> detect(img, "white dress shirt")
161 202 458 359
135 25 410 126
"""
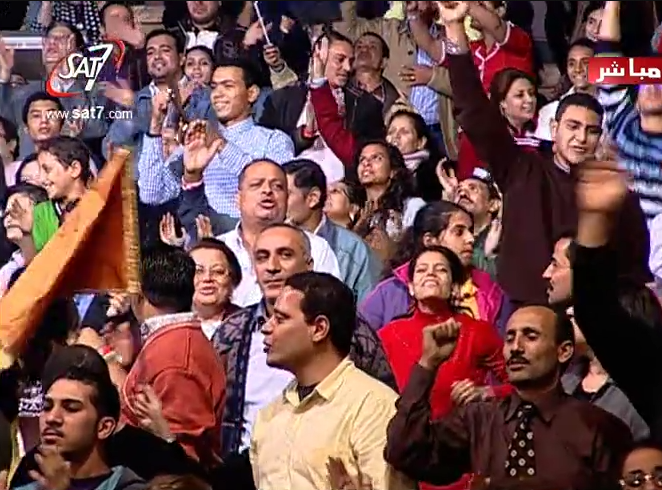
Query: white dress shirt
218 223 341 307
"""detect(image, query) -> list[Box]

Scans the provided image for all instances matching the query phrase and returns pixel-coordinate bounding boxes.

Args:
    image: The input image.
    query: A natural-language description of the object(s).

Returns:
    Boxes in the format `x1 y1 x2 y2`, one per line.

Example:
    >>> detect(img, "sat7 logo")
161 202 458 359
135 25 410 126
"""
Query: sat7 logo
46 38 126 98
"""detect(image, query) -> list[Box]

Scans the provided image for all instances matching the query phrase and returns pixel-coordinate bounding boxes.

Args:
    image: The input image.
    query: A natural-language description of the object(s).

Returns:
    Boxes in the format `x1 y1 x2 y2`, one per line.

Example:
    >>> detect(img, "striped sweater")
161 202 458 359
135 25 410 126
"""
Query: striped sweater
596 42 662 223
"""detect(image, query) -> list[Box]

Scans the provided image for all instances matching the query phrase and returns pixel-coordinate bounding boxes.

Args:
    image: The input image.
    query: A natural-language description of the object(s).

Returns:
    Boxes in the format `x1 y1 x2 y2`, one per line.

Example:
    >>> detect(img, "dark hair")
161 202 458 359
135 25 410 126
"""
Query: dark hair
282 159 327 211
185 45 215 63
568 38 596 54
0 116 18 161
237 158 284 188
314 29 353 51
188 237 243 288
489 68 536 110
489 68 536 131
284 272 356 356
146 28 185 54
15 153 39 184
554 92 604 122
46 21 86 51
583 2 605 23
42 345 121 421
387 110 442 162
389 201 473 275
99 1 134 27
406 246 468 316
357 32 390 59
147 475 211 490
21 92 65 125
619 440 662 472
351 139 416 218
551 306 575 346
141 244 196 313
39 136 93 185
215 58 260 89
2 182 48 209
616 286 662 339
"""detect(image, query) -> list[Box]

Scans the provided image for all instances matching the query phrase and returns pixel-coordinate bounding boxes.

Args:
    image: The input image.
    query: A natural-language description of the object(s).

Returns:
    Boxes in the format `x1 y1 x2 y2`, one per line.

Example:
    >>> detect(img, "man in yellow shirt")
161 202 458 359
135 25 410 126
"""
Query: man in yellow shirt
250 272 416 490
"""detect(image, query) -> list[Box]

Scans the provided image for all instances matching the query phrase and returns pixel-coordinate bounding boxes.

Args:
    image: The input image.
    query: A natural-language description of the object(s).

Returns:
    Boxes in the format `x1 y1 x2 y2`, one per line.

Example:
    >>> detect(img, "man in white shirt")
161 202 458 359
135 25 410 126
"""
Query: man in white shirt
535 38 597 141
218 159 340 307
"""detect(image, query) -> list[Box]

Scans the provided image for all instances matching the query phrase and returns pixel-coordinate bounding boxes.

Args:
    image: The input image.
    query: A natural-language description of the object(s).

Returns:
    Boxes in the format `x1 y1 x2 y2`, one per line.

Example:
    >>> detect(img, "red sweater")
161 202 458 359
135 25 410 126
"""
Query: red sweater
379 307 512 490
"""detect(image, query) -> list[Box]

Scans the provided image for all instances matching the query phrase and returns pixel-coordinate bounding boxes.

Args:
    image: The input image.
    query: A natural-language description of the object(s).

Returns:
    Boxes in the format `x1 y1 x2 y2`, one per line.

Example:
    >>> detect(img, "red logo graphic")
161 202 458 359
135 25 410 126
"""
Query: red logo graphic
588 56 662 85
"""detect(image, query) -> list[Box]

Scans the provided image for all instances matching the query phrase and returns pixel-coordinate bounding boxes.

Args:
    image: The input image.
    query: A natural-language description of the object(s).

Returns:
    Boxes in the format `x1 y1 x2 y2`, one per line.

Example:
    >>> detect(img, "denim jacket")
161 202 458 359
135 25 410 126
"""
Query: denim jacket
212 300 397 457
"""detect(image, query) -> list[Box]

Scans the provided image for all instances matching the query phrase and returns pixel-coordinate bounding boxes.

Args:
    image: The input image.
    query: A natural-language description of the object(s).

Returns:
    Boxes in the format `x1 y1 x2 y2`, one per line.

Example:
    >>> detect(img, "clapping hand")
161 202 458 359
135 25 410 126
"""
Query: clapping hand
159 213 188 248
183 120 224 178
195 214 214 239
420 318 461 370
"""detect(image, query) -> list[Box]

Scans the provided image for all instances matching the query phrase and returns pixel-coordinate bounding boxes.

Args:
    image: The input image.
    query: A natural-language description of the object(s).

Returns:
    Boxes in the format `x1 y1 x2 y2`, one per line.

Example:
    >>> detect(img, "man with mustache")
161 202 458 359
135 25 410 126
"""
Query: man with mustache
385 305 632 489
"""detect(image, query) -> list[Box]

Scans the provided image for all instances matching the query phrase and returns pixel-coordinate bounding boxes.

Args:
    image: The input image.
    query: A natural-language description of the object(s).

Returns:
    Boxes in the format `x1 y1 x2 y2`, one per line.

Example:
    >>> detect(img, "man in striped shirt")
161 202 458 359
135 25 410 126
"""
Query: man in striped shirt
596 1 662 223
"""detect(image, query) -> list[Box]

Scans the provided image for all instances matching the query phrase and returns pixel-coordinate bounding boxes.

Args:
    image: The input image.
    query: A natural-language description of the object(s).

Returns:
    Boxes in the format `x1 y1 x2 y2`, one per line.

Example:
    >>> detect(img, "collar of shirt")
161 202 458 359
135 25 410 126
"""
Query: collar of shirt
140 311 197 341
313 215 327 235
149 75 188 97
504 385 567 424
219 117 255 139
284 357 353 406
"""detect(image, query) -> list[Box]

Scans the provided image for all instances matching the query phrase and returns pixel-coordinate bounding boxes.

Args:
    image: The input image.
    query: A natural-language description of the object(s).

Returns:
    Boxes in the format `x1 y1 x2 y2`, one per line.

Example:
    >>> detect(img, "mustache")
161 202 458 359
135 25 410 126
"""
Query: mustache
507 355 529 365
42 428 64 437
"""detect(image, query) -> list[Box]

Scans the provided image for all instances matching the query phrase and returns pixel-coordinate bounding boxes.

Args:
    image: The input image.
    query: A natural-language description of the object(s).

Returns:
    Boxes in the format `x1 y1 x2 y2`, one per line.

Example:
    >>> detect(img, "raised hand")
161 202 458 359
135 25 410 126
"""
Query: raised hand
29 446 71 490
106 291 131 318
159 213 187 248
435 160 459 200
576 158 628 215
420 318 461 370
150 90 170 134
399 65 433 87
183 120 224 177
312 36 329 79
195 214 214 239
437 1 470 24
0 37 15 82
483 217 502 257
263 44 284 70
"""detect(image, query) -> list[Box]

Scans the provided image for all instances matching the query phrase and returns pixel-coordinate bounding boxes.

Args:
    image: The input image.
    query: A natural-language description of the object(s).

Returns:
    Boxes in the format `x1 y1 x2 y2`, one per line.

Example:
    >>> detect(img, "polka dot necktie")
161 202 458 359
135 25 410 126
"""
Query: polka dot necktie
504 402 536 478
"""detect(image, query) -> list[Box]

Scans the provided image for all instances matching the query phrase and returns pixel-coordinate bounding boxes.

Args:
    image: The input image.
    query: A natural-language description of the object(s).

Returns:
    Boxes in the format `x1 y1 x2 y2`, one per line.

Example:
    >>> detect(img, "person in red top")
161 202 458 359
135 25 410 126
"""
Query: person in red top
431 1 536 178
379 245 511 489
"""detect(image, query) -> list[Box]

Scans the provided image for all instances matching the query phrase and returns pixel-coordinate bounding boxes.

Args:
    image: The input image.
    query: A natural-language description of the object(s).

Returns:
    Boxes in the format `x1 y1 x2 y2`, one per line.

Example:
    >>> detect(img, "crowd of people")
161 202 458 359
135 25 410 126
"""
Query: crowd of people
1 1 662 489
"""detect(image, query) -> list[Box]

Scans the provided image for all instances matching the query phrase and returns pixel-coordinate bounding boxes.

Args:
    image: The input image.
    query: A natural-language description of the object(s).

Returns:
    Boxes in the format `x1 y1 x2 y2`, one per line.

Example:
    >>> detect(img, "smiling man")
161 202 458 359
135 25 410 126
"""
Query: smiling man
441 1 651 307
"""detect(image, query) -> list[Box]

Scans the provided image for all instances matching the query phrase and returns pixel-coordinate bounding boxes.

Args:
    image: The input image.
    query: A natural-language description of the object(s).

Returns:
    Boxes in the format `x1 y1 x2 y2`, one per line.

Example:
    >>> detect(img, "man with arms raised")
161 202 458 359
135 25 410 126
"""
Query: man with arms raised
386 302 632 489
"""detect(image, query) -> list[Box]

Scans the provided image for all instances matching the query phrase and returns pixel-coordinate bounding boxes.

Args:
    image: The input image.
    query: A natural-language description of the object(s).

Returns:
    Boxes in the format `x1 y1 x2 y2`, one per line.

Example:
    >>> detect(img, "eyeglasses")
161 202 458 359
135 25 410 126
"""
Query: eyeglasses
620 469 662 488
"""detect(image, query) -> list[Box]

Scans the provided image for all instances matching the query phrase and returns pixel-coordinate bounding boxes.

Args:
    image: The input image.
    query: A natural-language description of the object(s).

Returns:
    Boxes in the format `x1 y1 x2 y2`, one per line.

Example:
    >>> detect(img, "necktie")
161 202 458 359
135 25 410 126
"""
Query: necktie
504 402 536 478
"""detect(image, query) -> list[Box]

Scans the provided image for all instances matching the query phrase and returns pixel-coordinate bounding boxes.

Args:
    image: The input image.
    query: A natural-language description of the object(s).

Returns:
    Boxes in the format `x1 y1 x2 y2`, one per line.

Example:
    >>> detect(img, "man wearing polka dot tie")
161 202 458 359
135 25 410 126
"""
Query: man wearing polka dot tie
384 301 633 490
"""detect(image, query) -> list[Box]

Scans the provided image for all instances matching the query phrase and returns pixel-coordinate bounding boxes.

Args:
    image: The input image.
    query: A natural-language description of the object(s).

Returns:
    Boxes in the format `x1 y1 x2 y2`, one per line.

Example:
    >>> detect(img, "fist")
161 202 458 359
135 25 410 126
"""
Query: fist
420 318 461 370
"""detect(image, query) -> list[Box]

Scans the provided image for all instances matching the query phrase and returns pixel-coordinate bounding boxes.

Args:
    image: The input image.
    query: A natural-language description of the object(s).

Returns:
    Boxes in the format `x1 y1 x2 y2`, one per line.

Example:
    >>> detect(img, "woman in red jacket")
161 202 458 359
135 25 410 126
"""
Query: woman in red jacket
379 245 511 489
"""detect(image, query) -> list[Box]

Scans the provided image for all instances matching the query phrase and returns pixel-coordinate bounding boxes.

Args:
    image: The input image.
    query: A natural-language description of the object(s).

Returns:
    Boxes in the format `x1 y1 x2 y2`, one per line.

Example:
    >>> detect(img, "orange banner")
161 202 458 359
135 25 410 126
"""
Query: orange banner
0 148 140 369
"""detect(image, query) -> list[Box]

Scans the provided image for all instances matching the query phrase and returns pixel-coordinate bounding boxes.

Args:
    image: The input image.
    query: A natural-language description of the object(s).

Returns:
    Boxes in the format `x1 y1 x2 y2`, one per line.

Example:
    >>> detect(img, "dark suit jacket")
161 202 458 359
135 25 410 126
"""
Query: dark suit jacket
259 83 385 156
